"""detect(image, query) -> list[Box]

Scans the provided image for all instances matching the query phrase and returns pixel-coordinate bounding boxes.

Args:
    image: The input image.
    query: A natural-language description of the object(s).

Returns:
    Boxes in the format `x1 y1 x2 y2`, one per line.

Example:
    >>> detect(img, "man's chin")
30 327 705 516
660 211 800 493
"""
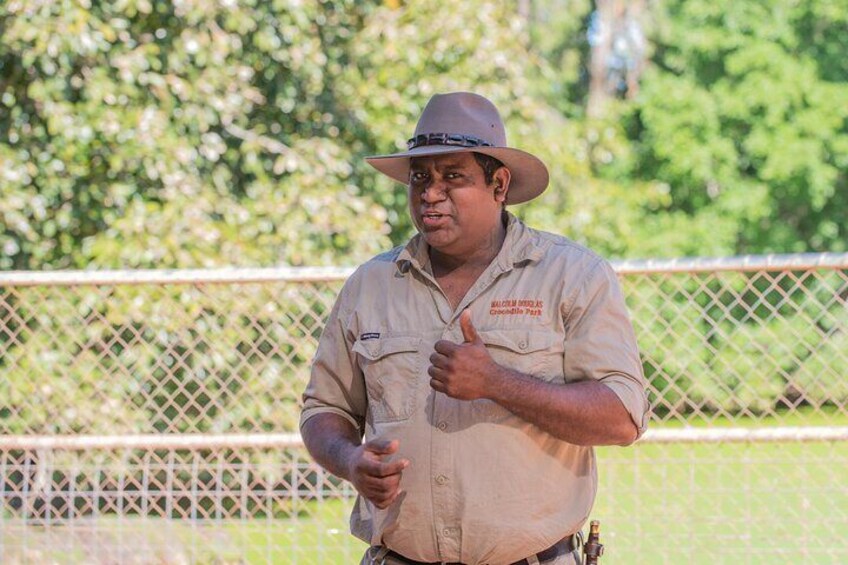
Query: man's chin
421 232 456 252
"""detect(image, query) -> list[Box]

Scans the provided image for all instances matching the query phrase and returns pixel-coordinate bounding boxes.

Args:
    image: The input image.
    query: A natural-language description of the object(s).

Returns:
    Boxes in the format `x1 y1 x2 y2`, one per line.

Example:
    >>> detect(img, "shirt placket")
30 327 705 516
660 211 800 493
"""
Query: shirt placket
422 262 510 562
406 265 459 560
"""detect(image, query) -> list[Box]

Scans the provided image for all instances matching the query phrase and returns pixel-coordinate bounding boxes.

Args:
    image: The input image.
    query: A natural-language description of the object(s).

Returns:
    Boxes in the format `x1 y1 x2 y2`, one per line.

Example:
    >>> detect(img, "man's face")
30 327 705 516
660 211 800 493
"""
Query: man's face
408 152 508 259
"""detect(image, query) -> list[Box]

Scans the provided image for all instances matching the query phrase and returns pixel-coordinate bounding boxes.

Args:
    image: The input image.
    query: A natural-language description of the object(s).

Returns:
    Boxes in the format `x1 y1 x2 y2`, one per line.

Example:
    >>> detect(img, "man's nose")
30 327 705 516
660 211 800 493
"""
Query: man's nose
420 181 447 202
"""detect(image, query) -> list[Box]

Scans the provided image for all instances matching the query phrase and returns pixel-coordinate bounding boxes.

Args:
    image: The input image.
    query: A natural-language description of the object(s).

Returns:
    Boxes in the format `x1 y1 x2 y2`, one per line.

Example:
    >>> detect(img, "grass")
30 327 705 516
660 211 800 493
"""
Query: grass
593 440 848 564
653 404 848 428
0 500 366 564
3 408 846 564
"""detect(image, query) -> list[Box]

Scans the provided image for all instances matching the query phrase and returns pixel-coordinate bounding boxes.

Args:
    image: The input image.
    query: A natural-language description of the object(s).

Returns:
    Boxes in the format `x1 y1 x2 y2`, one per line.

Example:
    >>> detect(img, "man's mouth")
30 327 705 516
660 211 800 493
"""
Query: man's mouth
421 212 449 227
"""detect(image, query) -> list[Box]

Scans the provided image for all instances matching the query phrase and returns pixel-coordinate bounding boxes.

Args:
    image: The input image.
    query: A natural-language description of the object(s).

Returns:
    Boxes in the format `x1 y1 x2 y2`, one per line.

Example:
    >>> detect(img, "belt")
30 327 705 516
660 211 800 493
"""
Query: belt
383 535 578 565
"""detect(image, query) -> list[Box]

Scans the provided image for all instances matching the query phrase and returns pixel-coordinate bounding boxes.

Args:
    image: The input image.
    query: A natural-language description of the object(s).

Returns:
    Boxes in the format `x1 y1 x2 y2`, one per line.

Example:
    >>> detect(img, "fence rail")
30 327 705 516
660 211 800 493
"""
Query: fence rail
2 253 847 564
4 425 848 450
3 252 846 286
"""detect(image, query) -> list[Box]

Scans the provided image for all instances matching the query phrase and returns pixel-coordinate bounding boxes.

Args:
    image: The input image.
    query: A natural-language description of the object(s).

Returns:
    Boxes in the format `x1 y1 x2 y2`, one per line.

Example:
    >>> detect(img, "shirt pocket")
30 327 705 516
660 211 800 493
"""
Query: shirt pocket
479 328 562 383
353 335 422 423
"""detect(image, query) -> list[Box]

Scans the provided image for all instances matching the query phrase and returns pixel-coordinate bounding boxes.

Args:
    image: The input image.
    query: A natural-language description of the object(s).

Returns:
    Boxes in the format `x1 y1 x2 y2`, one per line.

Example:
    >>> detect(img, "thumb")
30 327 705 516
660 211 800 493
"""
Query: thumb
459 309 481 344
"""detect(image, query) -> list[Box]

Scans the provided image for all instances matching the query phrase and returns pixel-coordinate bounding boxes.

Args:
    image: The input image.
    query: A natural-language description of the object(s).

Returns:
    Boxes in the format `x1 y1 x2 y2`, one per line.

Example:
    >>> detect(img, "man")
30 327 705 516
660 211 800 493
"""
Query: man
300 92 648 565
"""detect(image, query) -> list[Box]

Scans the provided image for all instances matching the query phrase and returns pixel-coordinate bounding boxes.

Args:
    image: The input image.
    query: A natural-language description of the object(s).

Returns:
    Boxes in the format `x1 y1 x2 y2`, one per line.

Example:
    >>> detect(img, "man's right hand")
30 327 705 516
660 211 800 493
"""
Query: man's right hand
346 438 409 509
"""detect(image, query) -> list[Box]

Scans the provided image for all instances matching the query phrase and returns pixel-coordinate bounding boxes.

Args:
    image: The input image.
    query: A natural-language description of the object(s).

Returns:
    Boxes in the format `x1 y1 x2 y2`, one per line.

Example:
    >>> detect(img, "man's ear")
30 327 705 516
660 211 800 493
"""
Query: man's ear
493 167 511 204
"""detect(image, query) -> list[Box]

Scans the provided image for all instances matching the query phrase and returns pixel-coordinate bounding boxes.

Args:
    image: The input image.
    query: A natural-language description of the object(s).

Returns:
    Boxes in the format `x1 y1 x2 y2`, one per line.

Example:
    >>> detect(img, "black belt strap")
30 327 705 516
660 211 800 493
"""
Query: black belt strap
384 535 577 565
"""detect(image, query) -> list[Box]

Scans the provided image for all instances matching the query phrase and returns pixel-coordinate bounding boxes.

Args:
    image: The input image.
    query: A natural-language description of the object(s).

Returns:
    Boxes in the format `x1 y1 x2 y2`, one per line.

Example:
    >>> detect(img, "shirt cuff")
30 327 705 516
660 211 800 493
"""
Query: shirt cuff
299 405 363 434
600 374 649 440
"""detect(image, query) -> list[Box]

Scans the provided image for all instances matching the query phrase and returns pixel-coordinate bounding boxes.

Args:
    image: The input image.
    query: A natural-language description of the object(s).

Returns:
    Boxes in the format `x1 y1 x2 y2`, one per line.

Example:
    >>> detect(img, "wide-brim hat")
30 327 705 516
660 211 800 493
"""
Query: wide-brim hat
365 92 549 205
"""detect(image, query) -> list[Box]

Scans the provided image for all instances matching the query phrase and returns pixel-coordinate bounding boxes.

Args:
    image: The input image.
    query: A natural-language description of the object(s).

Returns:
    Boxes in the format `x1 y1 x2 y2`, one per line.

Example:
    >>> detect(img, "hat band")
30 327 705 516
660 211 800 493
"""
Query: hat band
407 133 494 150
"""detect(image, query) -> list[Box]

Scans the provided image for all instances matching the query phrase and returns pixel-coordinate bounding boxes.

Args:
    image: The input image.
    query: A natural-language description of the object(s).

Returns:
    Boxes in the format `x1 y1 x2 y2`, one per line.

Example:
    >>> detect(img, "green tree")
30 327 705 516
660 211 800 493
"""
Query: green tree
2 0 847 427
0 0 391 270
624 0 848 255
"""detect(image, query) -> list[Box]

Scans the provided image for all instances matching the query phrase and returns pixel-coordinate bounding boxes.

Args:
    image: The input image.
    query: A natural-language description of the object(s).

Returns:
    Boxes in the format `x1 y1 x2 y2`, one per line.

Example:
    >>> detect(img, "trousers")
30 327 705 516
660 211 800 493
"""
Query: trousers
360 546 582 565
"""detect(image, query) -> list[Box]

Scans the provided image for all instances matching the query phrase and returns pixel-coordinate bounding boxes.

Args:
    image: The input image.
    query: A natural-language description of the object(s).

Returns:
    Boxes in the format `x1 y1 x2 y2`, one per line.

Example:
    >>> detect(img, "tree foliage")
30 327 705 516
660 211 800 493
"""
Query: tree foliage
1 0 847 421
0 0 390 270
624 0 848 255
2 0 846 269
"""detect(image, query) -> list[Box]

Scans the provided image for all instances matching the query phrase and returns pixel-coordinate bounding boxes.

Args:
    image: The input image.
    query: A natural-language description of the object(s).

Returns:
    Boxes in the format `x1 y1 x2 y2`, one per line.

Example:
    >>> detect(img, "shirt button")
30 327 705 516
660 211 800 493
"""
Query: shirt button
437 421 448 431
518 340 527 350
442 528 452 536
435 475 448 486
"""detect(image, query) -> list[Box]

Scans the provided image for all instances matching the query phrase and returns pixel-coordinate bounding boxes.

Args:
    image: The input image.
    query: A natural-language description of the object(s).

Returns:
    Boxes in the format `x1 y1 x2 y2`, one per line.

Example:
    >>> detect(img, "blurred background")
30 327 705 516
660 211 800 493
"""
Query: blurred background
1 0 847 563
2 0 845 271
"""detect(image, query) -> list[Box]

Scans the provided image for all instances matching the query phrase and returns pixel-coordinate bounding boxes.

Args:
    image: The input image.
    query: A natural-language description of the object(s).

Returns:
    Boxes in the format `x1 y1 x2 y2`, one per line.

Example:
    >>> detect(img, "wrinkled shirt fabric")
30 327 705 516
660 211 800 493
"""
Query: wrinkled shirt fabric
301 213 648 565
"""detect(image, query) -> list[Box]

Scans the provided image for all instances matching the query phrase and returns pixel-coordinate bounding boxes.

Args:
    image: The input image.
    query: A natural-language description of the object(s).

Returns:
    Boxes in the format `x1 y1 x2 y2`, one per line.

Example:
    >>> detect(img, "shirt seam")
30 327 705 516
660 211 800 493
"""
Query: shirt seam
560 255 606 329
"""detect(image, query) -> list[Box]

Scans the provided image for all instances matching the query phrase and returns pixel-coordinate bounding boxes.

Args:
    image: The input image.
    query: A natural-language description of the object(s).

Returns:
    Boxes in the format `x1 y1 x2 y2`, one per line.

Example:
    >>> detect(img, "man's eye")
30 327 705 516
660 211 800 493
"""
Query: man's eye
411 172 428 181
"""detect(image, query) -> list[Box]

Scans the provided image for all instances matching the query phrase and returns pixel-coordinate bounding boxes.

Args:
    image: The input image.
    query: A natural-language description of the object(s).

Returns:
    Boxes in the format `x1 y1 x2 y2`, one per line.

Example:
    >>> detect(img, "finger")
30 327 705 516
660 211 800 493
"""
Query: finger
433 340 458 355
373 488 402 509
370 458 410 478
362 473 403 502
362 470 404 491
429 377 446 393
429 351 449 367
373 496 392 509
428 364 447 380
363 438 399 456
365 483 397 508
460 309 481 344
358 455 408 477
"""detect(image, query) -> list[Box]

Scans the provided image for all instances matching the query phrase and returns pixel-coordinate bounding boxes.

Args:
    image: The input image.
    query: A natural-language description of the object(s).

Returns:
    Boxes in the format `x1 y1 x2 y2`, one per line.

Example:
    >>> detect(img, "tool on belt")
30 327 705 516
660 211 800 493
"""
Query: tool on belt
582 520 604 565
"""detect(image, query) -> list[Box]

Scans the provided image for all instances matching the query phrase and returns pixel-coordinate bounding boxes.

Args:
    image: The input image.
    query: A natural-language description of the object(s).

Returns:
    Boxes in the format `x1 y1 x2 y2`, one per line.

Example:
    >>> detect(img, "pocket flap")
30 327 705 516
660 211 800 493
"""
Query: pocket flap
353 335 422 361
479 329 555 354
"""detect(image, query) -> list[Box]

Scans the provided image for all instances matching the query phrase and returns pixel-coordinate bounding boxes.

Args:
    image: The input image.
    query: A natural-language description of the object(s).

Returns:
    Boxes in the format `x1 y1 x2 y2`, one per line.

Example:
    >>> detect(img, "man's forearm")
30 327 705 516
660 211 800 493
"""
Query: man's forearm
300 412 362 481
487 368 638 446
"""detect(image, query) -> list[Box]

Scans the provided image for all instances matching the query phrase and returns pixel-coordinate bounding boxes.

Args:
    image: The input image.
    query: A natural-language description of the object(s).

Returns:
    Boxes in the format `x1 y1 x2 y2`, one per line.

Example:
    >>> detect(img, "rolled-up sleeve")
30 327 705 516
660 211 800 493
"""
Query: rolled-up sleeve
562 260 649 438
299 292 367 434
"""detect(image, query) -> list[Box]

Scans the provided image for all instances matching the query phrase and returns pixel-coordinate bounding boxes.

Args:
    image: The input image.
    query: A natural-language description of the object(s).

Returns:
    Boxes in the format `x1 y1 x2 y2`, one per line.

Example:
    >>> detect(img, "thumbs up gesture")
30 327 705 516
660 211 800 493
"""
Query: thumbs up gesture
428 310 500 400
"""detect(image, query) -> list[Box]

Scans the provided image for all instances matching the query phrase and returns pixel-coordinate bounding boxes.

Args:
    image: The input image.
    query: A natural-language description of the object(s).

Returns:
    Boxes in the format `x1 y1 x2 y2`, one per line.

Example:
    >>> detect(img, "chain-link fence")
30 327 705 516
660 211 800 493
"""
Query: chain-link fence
1 254 847 564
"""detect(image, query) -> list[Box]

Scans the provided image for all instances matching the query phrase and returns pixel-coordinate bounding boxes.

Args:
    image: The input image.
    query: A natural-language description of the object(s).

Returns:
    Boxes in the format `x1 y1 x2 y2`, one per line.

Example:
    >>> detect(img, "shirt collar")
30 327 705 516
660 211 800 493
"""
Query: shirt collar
395 212 544 277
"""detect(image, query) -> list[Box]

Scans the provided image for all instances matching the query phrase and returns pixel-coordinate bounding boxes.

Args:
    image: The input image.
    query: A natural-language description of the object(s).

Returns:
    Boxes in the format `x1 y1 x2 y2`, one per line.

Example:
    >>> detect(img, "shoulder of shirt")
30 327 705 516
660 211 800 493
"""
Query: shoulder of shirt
357 244 406 273
338 244 406 290
331 246 406 316
523 224 608 273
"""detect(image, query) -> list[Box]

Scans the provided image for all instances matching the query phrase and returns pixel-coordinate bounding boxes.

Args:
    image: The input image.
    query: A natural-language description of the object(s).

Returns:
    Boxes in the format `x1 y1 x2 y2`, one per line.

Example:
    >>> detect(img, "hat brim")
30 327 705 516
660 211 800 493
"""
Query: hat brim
365 145 549 205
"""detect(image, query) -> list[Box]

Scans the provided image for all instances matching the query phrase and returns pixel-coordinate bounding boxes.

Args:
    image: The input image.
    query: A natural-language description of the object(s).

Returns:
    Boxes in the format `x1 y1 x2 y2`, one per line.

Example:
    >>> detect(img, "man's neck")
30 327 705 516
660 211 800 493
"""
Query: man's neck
429 223 507 278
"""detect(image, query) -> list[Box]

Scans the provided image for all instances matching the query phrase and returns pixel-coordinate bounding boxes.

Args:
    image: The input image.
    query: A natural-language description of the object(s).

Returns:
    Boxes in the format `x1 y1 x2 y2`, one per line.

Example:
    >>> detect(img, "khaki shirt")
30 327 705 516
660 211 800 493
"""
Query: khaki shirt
301 214 648 564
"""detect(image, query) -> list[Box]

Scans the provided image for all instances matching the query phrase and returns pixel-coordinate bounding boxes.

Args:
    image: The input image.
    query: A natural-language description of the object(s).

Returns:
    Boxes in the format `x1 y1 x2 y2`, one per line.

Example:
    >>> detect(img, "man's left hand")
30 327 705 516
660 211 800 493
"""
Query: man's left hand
428 310 501 400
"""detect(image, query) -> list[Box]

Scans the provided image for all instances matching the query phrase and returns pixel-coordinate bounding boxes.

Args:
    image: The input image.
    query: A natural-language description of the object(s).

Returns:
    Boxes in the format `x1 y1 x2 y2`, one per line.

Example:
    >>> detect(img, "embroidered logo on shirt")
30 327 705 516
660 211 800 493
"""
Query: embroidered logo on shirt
489 299 544 317
359 332 381 341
